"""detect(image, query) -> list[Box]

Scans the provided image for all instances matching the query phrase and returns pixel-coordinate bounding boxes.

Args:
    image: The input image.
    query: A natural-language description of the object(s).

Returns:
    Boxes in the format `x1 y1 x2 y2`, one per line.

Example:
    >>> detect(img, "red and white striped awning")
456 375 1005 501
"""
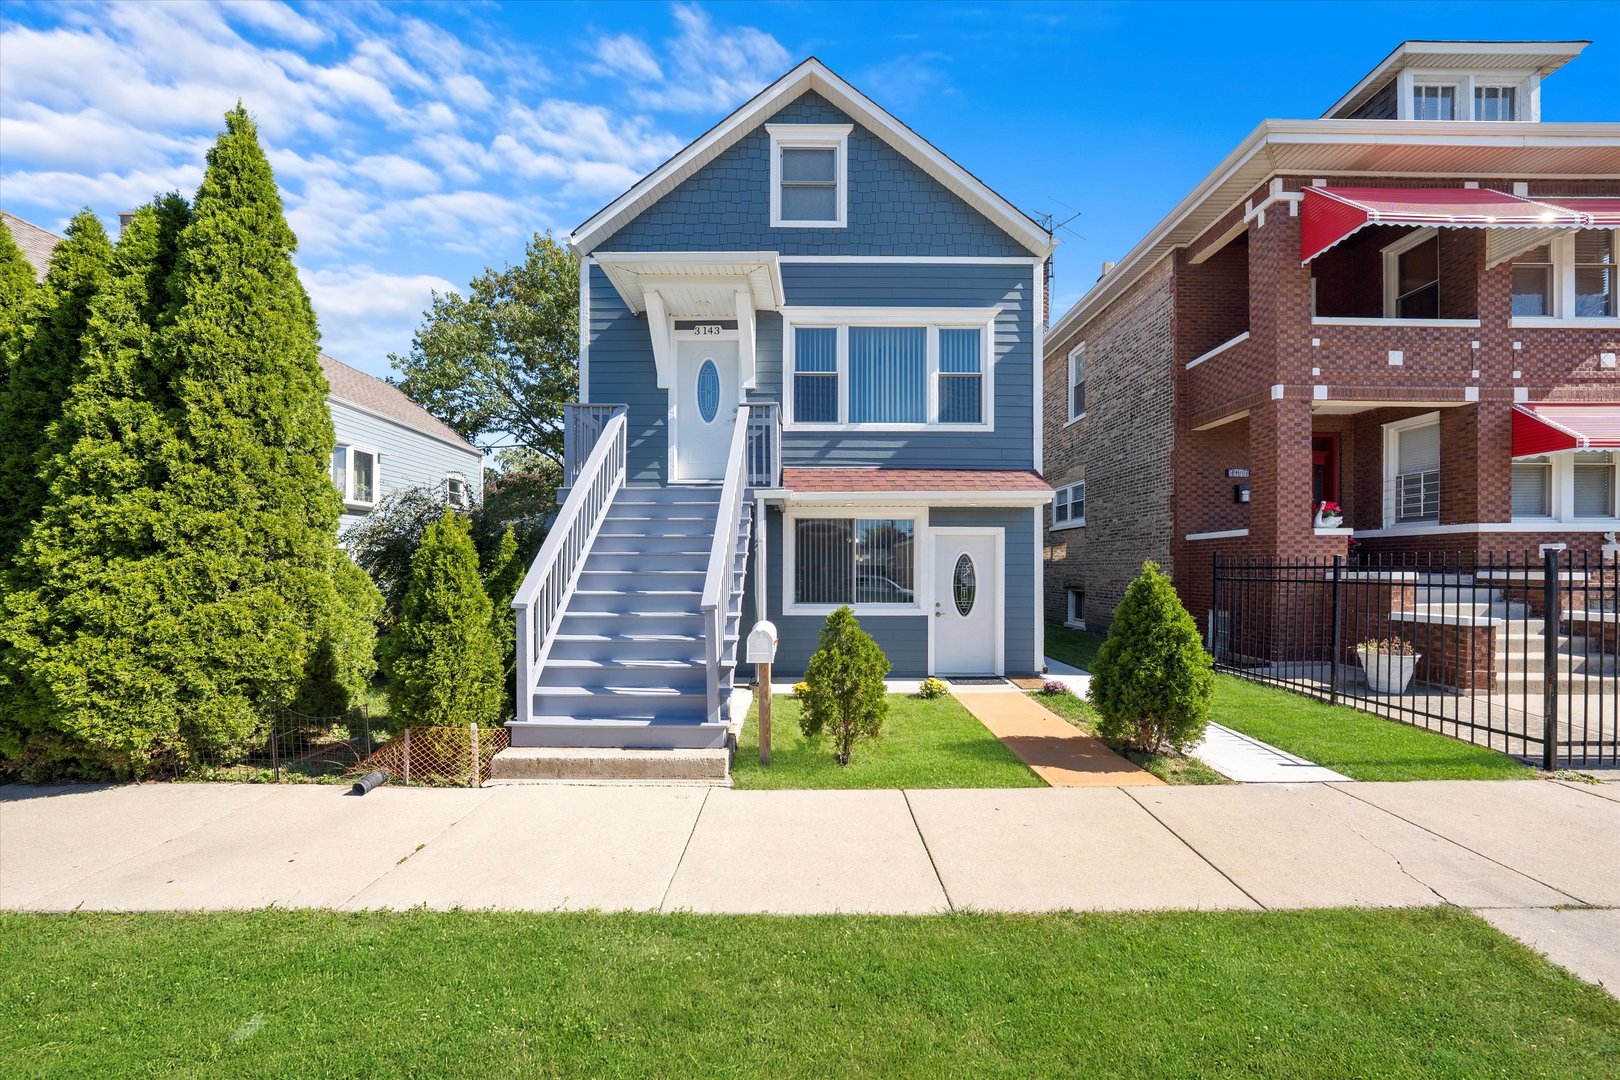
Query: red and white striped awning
1512 403 1620 458
1301 187 1618 263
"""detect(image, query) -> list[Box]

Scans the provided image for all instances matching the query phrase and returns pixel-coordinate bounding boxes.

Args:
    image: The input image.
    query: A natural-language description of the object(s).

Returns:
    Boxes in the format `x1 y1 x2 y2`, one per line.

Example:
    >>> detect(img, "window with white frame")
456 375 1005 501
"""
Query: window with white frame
1382 229 1440 319
446 473 469 509
784 311 996 429
1474 84 1518 120
1052 480 1085 530
1067 343 1086 421
788 515 918 611
1511 230 1618 322
1512 451 1620 521
1065 588 1085 630
768 124 849 228
1412 84 1457 120
332 444 379 508
1385 415 1440 524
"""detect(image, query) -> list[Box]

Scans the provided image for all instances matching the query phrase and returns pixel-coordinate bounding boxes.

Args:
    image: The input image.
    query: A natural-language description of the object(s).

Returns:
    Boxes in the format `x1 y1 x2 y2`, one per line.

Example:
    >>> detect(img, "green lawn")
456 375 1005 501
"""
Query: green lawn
1046 624 1534 782
732 693 1043 789
4 909 1617 1078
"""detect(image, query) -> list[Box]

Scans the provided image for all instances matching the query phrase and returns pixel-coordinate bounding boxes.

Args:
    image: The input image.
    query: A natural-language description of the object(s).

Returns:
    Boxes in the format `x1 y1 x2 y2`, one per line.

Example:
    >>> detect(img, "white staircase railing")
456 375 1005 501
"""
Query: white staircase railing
745 402 781 488
702 406 756 725
512 405 627 724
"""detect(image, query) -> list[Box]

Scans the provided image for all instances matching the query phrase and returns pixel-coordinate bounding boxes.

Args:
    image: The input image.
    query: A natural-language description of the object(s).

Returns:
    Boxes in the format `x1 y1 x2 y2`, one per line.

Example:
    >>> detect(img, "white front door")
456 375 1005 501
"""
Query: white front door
932 530 1001 675
672 338 739 482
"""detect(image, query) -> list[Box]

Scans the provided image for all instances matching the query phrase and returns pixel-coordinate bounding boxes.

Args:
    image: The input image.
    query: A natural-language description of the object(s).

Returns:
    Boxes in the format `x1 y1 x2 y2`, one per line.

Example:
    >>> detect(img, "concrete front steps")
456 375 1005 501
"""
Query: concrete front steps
497 484 752 779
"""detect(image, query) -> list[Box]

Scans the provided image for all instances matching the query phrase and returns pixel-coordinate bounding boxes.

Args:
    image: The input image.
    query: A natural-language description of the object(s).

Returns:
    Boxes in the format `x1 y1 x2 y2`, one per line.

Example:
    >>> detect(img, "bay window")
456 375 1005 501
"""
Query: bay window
788 515 918 611
784 309 996 429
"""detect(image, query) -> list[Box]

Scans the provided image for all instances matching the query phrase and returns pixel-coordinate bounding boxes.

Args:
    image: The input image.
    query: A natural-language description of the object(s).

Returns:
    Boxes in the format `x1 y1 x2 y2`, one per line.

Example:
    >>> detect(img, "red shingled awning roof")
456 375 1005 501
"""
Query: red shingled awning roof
1512 403 1620 458
1300 187 1616 263
782 468 1051 494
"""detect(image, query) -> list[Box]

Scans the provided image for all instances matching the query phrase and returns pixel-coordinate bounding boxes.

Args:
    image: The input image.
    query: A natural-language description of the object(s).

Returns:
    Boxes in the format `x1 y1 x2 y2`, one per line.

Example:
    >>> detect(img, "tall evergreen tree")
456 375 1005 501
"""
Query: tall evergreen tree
383 514 502 728
482 525 525 719
0 210 111 566
0 219 40 365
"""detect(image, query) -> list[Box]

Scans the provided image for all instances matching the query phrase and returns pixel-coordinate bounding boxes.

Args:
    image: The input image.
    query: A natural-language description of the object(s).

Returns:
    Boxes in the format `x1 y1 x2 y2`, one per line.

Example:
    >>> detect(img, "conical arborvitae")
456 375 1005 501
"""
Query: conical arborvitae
0 210 111 566
0 218 41 362
482 524 525 720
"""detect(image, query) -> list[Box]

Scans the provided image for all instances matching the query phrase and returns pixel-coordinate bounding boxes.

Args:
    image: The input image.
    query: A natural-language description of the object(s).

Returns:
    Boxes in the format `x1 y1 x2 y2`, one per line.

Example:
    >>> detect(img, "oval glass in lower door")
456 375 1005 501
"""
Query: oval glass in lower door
696 359 720 422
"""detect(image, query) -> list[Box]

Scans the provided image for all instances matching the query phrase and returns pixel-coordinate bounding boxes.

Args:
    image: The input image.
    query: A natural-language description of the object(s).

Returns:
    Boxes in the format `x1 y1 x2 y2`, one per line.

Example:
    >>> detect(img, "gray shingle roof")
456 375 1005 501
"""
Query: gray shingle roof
2 210 62 282
1 209 476 455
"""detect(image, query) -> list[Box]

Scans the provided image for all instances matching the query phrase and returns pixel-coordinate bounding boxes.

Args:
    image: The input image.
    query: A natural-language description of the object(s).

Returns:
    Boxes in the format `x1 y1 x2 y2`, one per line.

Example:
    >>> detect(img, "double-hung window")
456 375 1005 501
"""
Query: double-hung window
1511 245 1554 317
1510 230 1619 323
1383 229 1440 319
768 124 849 228
1384 415 1440 525
1511 456 1553 518
333 444 379 509
1574 452 1618 518
1052 480 1085 530
784 310 996 429
1067 344 1086 421
788 515 918 611
446 473 469 509
1512 451 1619 521
1574 230 1617 318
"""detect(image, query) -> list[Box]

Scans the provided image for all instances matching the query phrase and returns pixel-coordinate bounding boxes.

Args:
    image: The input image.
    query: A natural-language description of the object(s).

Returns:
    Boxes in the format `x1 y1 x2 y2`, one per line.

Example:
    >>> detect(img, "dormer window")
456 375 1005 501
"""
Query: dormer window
1413 83 1456 120
1475 84 1517 120
768 124 849 228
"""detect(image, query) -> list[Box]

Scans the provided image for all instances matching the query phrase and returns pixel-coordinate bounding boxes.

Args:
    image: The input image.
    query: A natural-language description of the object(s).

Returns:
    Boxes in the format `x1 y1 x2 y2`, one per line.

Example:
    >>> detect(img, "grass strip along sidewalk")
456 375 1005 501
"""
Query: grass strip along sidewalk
1046 624 1533 782
4 908 1617 1078
732 693 1044 790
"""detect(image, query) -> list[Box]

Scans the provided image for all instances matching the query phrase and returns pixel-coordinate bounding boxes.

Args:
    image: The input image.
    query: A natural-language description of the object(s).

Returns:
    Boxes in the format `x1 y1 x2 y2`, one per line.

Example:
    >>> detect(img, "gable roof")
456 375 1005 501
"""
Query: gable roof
2 210 63 281
571 57 1054 257
318 353 481 455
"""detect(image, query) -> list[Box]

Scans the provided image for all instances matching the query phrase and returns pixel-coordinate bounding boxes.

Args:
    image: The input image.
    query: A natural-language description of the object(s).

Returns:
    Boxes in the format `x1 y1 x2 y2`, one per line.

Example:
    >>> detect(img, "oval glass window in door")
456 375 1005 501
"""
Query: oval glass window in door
952 553 976 616
696 360 720 422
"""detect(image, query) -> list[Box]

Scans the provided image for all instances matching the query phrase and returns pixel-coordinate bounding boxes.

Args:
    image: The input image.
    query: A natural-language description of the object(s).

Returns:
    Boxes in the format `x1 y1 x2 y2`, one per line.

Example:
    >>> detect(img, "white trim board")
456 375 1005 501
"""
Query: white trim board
570 58 1053 257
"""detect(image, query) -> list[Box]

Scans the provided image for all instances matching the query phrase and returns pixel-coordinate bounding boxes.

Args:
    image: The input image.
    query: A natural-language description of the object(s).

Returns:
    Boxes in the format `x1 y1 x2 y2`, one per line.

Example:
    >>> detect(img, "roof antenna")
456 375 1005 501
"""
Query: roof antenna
1028 199 1087 329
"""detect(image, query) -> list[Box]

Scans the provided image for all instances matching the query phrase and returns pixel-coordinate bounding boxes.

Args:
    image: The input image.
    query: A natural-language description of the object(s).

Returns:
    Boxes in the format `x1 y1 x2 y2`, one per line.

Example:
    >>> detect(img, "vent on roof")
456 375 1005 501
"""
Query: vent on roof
1098 261 1116 281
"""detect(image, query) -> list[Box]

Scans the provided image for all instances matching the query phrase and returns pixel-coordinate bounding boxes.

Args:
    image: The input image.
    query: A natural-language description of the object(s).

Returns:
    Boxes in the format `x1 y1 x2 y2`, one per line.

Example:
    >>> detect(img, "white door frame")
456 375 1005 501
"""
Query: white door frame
668 327 742 482
927 526 1004 676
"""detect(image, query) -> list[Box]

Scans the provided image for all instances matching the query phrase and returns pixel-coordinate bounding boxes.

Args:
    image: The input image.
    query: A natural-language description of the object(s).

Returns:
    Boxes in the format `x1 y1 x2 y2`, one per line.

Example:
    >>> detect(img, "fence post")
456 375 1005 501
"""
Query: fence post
1209 551 1221 653
271 707 281 783
1542 548 1560 771
470 723 480 788
1329 555 1344 705
403 726 411 786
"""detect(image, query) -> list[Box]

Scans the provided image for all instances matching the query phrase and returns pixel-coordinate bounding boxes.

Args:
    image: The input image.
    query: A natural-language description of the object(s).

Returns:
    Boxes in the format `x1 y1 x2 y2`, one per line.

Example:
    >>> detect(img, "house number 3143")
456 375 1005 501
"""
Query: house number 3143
693 323 723 335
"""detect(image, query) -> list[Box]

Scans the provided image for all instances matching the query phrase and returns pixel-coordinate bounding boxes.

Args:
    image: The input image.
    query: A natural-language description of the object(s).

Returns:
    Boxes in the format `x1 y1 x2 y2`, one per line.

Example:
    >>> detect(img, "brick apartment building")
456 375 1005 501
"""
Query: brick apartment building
1042 40 1619 634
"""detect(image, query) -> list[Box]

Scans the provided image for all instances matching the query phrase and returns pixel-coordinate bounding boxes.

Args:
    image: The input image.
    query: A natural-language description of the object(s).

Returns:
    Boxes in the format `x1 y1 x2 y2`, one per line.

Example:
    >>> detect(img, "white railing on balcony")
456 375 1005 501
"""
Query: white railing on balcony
746 402 782 488
512 406 627 723
563 403 625 487
702 406 755 725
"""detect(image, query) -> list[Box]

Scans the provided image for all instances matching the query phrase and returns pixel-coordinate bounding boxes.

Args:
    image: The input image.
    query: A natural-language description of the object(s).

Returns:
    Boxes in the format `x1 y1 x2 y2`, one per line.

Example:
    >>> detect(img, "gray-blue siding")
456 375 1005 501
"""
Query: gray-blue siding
587 261 1035 485
592 92 1032 258
330 398 484 534
742 505 1039 679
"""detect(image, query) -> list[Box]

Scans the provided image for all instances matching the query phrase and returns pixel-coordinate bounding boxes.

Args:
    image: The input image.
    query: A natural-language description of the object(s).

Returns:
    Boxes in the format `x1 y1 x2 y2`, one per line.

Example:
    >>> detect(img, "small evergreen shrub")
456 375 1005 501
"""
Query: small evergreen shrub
382 514 503 728
1088 561 1215 754
799 606 891 766
917 676 948 699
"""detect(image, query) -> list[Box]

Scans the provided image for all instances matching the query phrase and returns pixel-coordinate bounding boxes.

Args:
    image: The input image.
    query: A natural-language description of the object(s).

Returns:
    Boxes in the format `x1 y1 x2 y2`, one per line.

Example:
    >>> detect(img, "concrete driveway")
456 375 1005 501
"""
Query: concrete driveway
3 777 1617 993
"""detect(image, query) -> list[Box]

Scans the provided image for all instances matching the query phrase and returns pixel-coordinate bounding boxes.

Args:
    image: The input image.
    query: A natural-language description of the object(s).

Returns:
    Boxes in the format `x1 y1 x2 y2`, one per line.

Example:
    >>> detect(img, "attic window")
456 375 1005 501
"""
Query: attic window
768 124 850 228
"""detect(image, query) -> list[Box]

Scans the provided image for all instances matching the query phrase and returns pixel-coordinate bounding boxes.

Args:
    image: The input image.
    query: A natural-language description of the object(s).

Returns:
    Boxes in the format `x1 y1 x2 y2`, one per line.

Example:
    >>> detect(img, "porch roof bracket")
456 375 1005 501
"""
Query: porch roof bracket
736 288 757 389
644 288 675 390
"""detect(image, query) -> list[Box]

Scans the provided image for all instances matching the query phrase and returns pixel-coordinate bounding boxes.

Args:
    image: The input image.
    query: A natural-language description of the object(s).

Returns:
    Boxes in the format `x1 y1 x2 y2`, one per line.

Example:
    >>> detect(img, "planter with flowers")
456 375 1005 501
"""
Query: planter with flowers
1314 500 1344 529
1356 637 1419 694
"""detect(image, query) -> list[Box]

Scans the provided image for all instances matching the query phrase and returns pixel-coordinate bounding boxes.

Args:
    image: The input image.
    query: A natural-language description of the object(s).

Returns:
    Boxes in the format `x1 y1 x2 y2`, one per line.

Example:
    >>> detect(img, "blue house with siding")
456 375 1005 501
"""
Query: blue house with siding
507 59 1054 754
321 353 483 532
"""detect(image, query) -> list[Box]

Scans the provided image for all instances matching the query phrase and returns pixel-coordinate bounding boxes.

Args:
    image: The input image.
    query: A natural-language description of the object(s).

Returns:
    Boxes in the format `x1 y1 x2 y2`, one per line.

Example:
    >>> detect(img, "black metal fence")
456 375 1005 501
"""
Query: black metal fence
1211 550 1618 769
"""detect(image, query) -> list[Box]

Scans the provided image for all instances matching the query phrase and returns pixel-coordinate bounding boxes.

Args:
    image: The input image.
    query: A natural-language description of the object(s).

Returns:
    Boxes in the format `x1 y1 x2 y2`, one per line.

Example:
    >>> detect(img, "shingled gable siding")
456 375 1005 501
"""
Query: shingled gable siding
592 91 1030 257
331 398 485 532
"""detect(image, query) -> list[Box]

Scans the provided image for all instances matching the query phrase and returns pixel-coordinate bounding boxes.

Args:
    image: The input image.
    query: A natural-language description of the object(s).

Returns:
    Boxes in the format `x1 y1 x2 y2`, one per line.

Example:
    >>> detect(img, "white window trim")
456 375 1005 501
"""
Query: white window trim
1381 227 1439 318
1382 412 1440 528
781 306 998 432
1513 452 1620 524
1398 70 1540 121
336 443 380 510
1051 479 1085 531
1066 342 1086 424
1509 231 1619 324
767 123 850 229
446 472 469 509
781 507 928 617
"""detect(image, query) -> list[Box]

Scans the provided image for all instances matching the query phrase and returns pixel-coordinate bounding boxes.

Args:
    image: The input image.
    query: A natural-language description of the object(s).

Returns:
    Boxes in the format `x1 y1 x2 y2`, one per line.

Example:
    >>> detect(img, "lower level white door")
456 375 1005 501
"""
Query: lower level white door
932 529 1001 675
672 338 739 482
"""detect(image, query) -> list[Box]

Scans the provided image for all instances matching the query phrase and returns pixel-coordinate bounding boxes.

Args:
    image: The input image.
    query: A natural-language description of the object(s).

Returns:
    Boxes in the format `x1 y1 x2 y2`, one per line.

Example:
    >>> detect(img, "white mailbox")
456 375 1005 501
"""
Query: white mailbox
746 620 778 664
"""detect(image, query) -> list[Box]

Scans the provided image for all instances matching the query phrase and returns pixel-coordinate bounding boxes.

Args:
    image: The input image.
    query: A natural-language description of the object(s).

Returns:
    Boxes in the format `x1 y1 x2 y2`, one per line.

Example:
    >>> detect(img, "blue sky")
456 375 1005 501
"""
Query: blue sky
2 1 1616 380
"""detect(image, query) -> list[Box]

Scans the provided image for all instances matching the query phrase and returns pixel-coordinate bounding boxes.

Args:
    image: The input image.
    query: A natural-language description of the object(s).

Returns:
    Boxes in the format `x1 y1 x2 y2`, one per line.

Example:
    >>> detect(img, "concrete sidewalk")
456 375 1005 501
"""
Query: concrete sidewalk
3 778 1616 994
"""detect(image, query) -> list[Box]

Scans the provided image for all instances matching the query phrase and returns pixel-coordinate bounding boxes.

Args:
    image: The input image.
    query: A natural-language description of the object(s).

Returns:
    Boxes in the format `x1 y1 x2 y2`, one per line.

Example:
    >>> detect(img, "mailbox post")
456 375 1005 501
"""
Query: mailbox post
746 621 779 765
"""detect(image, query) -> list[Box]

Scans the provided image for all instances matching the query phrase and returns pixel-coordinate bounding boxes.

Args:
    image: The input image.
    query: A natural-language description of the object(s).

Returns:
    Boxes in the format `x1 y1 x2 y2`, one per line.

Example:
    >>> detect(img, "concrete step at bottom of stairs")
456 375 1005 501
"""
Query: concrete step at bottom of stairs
488 744 732 783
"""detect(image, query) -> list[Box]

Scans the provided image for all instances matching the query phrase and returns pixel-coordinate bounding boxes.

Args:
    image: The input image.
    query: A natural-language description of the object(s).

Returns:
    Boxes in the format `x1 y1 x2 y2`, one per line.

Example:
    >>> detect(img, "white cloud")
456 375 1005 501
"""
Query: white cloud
300 262 457 369
590 33 662 82
219 0 327 48
647 3 790 113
